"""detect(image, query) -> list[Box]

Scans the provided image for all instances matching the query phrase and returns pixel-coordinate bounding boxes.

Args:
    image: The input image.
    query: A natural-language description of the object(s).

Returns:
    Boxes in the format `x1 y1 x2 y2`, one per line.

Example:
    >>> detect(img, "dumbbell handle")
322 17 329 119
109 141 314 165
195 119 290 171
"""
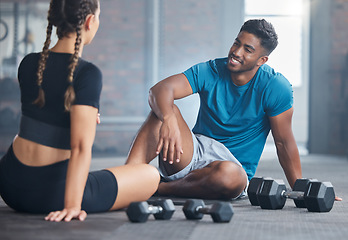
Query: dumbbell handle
148 206 163 214
195 206 211 214
281 190 305 200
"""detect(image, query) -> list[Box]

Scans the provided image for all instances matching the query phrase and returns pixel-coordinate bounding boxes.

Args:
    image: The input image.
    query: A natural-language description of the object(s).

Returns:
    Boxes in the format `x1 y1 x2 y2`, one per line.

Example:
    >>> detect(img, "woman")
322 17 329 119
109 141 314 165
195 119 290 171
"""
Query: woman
0 0 160 222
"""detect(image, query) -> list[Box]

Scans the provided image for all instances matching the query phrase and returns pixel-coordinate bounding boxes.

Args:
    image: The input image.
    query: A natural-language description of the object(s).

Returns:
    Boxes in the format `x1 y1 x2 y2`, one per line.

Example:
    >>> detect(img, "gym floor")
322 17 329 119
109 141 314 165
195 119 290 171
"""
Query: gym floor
0 153 347 240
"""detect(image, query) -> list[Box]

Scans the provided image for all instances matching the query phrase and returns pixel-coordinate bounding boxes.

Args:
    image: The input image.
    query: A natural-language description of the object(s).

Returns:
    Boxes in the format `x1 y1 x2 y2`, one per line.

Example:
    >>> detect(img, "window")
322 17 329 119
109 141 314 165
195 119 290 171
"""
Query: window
245 0 307 87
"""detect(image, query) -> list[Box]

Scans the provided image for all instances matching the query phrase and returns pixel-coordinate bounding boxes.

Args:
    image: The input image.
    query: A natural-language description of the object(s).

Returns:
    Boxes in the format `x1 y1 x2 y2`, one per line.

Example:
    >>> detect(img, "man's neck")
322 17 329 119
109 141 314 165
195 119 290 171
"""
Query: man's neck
230 67 260 86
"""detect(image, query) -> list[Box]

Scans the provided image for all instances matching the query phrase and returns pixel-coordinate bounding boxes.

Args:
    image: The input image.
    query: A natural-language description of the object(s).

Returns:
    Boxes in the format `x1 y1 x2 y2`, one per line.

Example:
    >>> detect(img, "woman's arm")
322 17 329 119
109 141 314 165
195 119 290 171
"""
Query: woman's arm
45 105 98 222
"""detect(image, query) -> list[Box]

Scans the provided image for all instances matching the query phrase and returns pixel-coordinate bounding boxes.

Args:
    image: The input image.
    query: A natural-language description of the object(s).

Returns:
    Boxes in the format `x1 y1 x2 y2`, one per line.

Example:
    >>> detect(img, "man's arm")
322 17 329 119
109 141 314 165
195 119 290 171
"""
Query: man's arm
149 73 193 120
149 73 193 163
269 107 302 188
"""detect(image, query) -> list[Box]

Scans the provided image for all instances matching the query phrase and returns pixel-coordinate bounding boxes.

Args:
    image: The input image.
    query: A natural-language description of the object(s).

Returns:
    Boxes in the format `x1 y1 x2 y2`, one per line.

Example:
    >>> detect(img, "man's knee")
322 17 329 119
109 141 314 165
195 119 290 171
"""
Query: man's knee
208 161 248 199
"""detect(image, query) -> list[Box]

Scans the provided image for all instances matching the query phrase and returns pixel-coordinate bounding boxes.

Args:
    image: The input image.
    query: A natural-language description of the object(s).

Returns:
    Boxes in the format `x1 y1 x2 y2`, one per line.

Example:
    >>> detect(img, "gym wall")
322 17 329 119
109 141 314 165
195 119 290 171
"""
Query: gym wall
309 0 348 156
0 0 347 157
0 0 244 156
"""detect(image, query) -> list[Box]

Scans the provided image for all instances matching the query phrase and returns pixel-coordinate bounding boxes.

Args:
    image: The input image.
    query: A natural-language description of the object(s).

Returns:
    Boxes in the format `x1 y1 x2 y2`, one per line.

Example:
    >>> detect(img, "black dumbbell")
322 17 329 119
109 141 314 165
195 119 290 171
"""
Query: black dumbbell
292 178 318 208
247 176 266 206
251 178 335 212
248 177 318 208
303 180 335 212
182 199 233 223
126 199 175 223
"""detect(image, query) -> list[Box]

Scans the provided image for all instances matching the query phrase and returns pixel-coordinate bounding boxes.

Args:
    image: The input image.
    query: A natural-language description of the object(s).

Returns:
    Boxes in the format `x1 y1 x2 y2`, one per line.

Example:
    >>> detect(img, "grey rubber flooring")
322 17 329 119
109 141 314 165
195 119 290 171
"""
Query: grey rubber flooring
0 153 347 240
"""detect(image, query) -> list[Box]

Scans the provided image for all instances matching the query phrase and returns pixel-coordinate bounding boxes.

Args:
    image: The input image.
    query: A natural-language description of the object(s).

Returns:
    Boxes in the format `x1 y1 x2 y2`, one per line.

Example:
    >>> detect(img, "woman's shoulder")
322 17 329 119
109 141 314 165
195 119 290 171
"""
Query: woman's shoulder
19 52 40 67
77 59 102 77
24 52 41 59
18 53 41 80
73 59 102 90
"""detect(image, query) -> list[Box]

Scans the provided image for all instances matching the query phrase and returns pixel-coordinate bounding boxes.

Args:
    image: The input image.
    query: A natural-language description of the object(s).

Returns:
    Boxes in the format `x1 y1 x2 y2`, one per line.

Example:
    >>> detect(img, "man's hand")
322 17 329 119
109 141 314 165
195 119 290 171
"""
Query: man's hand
45 207 87 222
335 196 342 201
155 114 183 164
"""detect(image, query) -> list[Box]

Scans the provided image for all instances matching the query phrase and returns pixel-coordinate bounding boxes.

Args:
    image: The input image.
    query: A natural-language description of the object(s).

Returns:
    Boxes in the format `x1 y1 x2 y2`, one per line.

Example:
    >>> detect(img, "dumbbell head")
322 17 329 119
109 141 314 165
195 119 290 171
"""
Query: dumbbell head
292 178 317 208
152 199 175 220
209 202 234 223
183 199 233 223
183 199 205 220
257 178 287 210
126 201 151 223
247 176 264 206
126 199 175 222
304 181 335 212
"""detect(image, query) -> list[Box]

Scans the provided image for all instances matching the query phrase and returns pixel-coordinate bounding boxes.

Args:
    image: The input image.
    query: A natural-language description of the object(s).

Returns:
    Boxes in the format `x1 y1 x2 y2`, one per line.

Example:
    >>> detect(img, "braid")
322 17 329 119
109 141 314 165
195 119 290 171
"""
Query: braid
64 0 91 111
35 0 98 111
63 23 82 111
32 22 53 108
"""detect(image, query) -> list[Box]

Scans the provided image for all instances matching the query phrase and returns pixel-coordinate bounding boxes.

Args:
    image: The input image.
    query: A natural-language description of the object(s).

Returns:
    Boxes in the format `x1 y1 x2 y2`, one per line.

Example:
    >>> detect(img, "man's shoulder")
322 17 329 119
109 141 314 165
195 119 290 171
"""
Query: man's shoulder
200 57 228 78
257 64 289 85
209 57 228 69
188 57 228 77
258 64 276 78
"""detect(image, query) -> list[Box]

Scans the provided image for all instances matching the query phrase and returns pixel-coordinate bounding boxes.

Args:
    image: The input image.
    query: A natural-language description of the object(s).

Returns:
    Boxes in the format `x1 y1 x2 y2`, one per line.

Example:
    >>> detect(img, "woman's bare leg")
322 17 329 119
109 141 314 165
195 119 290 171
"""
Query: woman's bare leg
106 164 160 210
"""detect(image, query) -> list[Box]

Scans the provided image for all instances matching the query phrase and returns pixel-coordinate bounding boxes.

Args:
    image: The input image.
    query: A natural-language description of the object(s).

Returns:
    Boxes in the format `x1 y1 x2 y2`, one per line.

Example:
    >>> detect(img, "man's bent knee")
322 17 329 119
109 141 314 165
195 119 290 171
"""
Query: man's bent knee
207 161 248 199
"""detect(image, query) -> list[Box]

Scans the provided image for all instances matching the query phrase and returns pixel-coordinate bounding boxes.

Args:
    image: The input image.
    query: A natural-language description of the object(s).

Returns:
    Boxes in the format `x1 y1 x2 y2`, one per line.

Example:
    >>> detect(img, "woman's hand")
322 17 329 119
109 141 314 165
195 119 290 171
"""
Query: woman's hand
45 207 87 222
97 113 101 124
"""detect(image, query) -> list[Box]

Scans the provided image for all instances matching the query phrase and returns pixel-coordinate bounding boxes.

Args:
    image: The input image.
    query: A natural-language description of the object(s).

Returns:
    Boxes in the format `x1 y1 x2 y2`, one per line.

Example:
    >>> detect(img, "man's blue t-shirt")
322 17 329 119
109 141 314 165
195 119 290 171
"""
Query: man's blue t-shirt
183 58 293 180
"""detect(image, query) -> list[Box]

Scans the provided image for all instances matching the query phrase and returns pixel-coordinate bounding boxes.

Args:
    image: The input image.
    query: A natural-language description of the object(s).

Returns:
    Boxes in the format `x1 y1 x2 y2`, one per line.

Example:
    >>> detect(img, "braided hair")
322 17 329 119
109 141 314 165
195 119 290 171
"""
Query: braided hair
33 0 99 111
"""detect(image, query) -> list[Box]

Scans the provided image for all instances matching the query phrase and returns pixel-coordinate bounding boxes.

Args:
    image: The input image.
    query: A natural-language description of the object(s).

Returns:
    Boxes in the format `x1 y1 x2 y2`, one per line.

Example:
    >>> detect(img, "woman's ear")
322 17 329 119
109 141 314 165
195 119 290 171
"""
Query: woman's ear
84 14 95 31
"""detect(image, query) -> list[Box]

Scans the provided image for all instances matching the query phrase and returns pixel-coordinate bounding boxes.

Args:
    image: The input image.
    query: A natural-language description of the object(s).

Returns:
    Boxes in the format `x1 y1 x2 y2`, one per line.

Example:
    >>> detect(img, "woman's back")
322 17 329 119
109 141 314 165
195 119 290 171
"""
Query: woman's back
13 51 102 166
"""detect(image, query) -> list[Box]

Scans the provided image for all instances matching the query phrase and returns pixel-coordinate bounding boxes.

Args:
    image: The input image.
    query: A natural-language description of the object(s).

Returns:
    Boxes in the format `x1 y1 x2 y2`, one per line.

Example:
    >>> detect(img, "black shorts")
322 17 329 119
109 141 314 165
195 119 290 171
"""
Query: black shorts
0 145 118 214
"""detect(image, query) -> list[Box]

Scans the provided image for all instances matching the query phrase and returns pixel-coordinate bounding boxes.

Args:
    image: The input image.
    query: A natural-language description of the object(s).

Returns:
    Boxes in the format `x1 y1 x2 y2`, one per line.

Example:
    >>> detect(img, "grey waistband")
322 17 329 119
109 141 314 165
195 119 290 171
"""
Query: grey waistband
18 115 71 150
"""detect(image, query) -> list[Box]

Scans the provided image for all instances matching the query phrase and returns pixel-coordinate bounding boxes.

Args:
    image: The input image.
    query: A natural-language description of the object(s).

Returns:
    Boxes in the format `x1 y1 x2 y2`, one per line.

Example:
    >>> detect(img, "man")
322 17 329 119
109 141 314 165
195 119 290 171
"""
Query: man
126 19 302 200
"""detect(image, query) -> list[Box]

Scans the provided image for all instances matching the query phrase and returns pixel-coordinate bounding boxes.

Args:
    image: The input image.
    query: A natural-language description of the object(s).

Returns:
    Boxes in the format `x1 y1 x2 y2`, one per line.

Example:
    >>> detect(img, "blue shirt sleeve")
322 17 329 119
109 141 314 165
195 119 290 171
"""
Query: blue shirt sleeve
183 60 217 94
263 73 293 117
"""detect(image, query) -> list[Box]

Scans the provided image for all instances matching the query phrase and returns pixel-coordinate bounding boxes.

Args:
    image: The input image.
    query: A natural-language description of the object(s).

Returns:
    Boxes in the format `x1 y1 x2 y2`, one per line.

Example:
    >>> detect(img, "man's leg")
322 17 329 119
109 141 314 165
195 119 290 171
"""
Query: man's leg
158 161 248 200
126 105 248 200
126 105 194 175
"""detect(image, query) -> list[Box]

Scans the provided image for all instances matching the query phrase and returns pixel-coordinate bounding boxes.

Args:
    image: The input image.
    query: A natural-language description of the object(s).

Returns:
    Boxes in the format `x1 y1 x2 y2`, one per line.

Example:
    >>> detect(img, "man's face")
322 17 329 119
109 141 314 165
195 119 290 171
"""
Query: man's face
227 31 267 74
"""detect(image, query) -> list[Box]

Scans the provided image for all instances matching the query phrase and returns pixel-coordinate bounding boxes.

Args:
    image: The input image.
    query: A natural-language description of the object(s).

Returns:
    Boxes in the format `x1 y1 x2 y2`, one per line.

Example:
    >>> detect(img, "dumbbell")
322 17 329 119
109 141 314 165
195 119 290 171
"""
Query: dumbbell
126 199 175 223
182 199 233 223
292 178 318 208
248 177 335 212
247 177 315 207
247 176 265 206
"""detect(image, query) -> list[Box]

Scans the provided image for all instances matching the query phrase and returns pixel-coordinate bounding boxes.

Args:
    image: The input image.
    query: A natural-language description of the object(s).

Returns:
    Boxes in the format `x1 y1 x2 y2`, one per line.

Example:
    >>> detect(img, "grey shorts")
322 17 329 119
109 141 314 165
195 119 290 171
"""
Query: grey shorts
158 132 247 198
159 132 242 181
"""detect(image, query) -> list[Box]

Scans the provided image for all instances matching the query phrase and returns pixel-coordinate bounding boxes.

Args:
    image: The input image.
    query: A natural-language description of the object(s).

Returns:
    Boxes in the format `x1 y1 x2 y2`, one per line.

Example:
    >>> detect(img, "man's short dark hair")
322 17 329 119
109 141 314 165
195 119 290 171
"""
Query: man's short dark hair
240 19 278 55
